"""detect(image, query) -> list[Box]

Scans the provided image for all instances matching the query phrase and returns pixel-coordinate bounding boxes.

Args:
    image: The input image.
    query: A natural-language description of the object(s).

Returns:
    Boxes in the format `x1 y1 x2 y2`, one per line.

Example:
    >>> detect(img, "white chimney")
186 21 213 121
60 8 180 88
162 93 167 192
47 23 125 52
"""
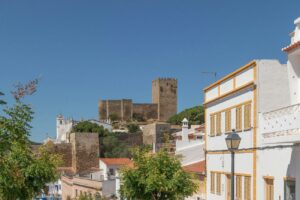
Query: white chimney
181 118 189 141
291 17 300 44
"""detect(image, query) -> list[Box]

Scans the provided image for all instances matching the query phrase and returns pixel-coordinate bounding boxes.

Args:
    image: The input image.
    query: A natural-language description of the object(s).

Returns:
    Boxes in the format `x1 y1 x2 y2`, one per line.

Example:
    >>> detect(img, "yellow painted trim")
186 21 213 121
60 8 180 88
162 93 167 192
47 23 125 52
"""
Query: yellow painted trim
203 60 256 92
207 149 254 154
263 176 274 180
209 100 252 116
218 85 221 96
253 63 257 200
204 81 255 105
233 77 236 89
284 176 296 181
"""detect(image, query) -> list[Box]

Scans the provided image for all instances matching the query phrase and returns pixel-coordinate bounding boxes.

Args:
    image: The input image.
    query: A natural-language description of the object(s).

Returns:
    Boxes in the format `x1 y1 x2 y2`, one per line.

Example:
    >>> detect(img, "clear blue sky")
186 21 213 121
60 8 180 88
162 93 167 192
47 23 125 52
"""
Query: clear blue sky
0 0 299 142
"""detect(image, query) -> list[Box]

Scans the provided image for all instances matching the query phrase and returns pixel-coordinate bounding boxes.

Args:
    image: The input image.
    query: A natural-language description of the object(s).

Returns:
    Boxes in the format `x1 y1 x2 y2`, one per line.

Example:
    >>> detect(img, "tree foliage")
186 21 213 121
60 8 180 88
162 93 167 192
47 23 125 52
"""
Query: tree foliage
72 121 109 137
120 149 197 200
127 123 140 133
101 135 131 158
0 81 61 200
167 105 204 125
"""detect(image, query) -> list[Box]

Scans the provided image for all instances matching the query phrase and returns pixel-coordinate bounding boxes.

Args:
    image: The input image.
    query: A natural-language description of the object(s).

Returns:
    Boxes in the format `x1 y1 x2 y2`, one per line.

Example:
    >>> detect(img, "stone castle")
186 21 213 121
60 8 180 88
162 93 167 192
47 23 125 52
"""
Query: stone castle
98 78 177 122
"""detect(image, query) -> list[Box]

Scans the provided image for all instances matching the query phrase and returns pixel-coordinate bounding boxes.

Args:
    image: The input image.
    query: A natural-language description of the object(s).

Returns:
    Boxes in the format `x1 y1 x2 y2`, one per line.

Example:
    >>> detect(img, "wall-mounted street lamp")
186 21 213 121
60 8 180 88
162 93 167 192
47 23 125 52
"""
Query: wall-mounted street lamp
225 129 241 200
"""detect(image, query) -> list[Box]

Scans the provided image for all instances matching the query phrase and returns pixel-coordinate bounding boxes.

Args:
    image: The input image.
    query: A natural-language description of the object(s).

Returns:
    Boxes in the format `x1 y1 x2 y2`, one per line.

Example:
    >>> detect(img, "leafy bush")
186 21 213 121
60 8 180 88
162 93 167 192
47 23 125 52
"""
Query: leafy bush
72 121 109 137
167 105 204 125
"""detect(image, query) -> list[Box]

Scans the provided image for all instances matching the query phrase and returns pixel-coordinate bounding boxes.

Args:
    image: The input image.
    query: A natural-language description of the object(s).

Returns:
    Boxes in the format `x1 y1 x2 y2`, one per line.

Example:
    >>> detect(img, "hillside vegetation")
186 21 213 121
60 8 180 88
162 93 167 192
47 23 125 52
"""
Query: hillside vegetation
167 105 204 125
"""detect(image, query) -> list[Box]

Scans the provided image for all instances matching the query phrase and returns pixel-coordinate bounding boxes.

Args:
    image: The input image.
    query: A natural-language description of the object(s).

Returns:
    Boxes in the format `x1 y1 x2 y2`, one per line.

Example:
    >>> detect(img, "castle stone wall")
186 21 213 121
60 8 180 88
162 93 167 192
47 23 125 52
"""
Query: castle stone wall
132 103 158 121
99 78 177 122
142 122 171 145
70 132 100 173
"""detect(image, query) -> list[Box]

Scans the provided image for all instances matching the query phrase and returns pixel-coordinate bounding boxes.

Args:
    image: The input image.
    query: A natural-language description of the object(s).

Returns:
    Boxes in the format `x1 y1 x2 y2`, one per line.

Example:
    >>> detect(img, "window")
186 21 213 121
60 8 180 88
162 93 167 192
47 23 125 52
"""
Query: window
284 179 295 200
236 106 242 131
265 178 274 200
244 103 251 129
109 168 115 176
244 176 251 200
216 113 222 136
216 173 221 195
225 110 231 133
210 115 216 136
211 172 215 194
236 176 242 199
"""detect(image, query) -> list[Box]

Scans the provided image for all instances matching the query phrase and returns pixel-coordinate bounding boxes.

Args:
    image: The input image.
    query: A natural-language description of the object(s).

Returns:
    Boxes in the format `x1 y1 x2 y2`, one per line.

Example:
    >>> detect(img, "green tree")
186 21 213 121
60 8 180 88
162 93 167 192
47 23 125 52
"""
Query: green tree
0 81 61 200
167 105 204 125
72 121 109 137
120 149 197 200
127 123 140 133
102 135 130 158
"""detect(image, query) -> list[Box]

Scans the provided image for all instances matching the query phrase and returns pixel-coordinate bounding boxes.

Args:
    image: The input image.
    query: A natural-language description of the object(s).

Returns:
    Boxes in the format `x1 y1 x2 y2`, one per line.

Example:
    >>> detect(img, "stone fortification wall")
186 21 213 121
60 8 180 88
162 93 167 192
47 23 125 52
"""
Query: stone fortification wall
116 132 143 147
142 122 171 145
70 132 100 173
132 103 158 121
99 99 133 121
152 78 177 121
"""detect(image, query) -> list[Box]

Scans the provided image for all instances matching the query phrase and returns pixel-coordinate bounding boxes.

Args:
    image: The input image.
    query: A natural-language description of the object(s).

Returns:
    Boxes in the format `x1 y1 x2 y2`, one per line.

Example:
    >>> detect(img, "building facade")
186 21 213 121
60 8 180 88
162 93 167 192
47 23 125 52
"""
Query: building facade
204 17 300 200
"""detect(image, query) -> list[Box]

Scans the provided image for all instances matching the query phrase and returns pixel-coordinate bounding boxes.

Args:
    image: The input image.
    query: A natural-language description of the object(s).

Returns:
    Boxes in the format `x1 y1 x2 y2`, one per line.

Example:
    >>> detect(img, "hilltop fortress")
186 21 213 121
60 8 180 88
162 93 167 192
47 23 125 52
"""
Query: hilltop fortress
99 78 177 122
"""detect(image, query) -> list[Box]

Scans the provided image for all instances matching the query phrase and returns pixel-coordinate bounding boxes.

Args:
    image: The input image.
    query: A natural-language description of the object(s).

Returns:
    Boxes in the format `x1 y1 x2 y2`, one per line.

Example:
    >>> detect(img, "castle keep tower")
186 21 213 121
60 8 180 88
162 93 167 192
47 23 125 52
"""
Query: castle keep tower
152 78 177 121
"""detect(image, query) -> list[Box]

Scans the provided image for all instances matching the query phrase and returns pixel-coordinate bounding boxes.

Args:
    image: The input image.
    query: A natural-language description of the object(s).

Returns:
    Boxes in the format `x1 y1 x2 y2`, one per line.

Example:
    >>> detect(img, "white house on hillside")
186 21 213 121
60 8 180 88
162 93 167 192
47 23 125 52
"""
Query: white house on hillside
56 115 112 143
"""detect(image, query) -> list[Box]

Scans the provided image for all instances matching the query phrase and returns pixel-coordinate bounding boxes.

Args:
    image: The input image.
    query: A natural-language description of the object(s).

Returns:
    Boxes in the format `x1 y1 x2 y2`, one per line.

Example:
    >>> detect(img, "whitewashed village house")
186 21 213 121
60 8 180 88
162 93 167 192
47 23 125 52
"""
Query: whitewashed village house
174 118 206 200
56 115 112 143
204 17 300 200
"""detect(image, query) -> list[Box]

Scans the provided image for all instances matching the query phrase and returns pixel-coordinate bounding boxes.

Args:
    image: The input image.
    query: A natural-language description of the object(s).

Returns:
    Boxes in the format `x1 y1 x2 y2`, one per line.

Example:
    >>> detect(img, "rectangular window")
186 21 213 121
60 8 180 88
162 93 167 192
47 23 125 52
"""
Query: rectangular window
284 179 295 200
216 173 221 195
265 178 274 200
244 103 251 129
236 106 242 131
236 175 242 199
225 110 231 133
210 115 216 136
211 172 215 194
244 176 251 200
216 113 222 136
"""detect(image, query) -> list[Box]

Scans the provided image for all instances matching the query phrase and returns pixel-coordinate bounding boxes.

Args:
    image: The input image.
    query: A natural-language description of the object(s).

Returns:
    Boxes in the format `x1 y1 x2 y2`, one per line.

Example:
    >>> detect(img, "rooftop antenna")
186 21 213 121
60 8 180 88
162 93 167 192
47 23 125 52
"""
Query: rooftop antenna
202 72 217 80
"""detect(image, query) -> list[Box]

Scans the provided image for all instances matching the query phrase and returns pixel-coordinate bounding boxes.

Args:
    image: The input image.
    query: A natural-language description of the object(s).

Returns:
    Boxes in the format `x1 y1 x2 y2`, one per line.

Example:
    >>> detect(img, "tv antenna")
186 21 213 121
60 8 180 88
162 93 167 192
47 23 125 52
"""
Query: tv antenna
202 71 217 80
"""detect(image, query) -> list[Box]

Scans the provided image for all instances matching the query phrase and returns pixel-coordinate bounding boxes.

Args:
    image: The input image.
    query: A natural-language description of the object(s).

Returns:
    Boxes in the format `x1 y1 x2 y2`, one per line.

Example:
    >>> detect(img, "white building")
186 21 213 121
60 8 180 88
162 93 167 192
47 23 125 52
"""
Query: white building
174 118 205 166
56 115 112 143
204 17 300 200
99 158 133 200
174 119 206 200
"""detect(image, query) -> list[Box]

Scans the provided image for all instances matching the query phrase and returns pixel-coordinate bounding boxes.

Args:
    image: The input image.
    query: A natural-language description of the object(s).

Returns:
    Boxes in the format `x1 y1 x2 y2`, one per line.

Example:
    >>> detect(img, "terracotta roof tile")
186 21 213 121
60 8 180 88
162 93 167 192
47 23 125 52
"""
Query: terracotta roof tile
100 158 133 166
183 160 206 173
282 41 300 52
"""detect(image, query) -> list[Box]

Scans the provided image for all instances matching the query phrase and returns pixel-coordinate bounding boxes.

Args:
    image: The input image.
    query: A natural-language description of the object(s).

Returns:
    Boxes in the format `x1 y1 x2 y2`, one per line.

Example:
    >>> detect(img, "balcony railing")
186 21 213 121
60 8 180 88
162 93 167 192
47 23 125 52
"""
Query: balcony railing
261 103 300 144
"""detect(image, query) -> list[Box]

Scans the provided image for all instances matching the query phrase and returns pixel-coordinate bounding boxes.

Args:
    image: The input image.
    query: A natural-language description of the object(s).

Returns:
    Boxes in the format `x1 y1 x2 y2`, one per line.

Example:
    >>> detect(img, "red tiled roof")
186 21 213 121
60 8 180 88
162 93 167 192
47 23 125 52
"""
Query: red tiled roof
183 160 206 173
100 158 133 166
282 41 300 52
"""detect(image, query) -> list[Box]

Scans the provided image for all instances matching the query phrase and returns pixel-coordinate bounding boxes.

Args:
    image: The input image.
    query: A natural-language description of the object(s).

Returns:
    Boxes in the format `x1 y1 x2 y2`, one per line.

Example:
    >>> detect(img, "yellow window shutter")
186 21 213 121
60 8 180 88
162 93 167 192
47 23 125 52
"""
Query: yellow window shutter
225 110 231 132
244 104 251 129
217 113 221 135
236 107 242 131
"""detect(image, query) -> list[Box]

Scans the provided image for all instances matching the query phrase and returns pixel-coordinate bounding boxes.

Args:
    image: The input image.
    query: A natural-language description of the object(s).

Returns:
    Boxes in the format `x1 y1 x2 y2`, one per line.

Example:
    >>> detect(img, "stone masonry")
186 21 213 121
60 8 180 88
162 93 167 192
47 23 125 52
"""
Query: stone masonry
99 78 177 122
70 132 100 173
